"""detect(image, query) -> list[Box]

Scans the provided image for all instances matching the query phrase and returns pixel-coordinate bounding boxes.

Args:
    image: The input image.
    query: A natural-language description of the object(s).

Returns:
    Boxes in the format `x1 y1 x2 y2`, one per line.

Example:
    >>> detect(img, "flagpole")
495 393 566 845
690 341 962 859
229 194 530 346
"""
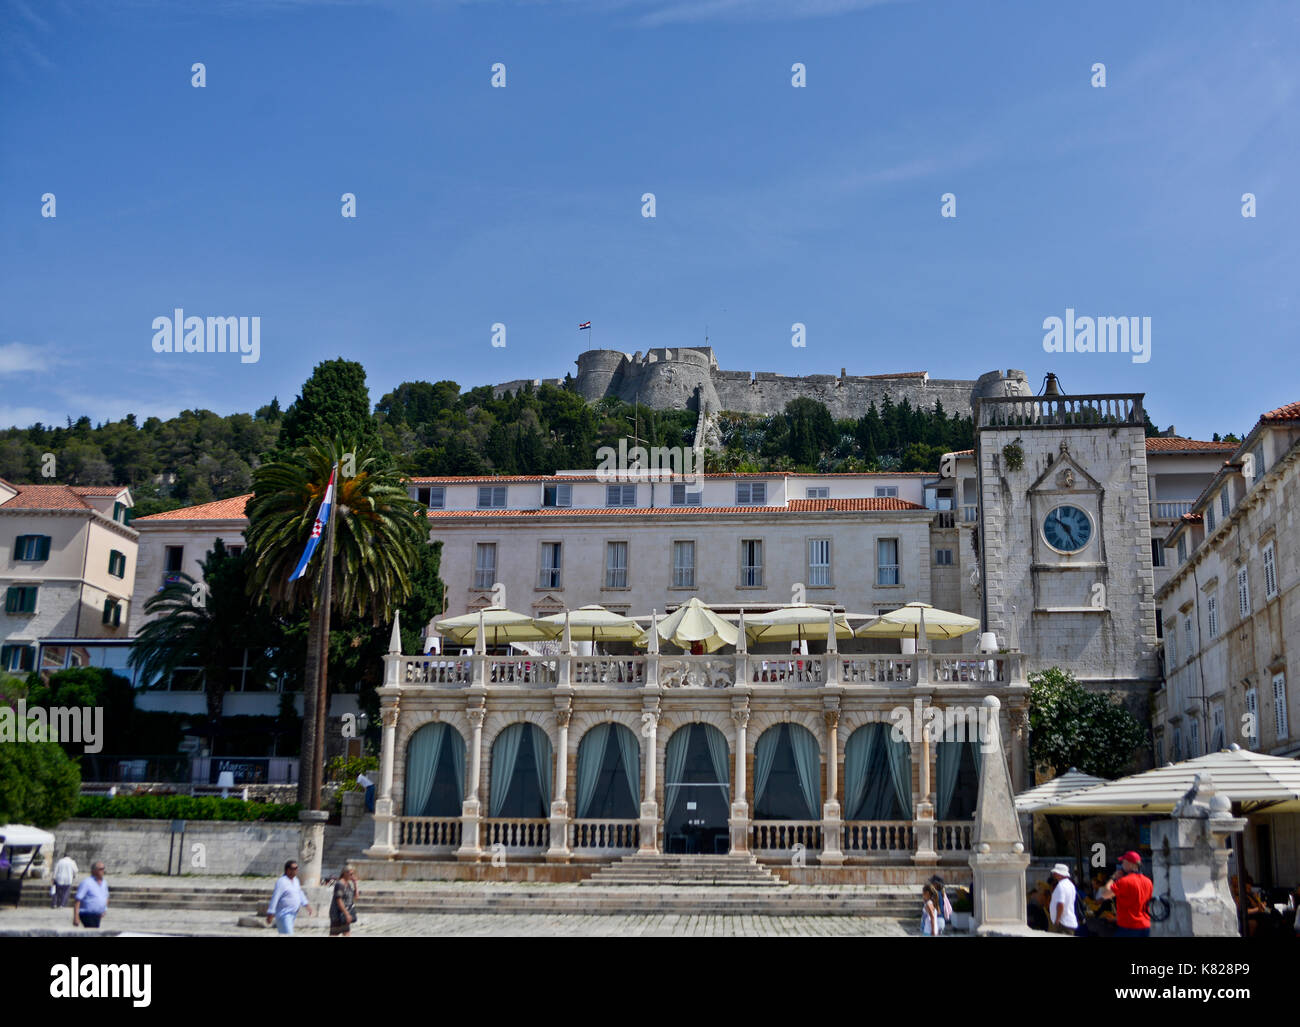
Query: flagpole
311 461 340 812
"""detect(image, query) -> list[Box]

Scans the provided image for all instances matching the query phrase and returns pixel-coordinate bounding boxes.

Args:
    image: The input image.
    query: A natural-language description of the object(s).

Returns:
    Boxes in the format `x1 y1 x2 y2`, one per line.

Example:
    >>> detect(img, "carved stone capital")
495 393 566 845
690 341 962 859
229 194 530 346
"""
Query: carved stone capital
823 709 840 732
467 706 487 728
555 705 573 728
732 708 751 728
380 706 400 730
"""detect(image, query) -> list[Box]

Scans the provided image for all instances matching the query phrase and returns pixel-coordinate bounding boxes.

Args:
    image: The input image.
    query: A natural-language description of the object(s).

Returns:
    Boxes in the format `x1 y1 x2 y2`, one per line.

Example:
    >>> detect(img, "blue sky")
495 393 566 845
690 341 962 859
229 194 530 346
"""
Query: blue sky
1 0 1296 439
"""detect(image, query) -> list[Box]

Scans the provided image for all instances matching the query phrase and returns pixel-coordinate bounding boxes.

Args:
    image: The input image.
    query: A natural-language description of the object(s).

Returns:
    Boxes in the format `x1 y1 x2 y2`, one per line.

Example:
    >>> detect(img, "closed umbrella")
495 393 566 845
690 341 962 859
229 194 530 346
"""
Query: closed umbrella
652 597 738 653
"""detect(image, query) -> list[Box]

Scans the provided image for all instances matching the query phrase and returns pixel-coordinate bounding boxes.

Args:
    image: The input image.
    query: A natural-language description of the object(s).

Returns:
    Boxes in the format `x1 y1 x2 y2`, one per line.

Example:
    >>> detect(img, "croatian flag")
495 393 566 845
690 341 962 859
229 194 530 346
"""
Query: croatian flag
289 467 336 581
578 322 591 330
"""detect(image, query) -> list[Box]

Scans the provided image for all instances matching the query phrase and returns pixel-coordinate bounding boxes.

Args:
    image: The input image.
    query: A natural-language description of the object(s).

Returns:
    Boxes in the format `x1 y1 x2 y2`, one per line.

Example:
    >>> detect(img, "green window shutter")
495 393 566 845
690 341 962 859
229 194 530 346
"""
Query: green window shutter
38 535 51 560
102 598 113 625
5 587 18 614
23 586 37 613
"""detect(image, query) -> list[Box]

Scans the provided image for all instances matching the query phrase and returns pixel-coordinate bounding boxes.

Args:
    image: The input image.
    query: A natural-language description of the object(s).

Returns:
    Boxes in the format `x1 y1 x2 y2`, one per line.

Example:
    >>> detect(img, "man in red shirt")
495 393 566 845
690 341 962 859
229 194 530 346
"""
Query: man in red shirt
1099 851 1153 937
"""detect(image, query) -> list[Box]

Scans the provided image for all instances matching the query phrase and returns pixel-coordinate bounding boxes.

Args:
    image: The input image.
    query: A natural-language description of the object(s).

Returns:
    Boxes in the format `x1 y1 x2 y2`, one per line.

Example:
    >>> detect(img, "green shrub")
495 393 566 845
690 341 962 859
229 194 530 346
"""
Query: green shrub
74 795 301 822
0 739 82 827
326 754 379 791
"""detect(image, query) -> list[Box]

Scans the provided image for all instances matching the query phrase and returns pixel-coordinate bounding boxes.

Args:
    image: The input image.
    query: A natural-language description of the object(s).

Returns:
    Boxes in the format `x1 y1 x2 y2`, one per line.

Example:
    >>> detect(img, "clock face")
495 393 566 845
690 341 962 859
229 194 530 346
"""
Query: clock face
1042 505 1093 553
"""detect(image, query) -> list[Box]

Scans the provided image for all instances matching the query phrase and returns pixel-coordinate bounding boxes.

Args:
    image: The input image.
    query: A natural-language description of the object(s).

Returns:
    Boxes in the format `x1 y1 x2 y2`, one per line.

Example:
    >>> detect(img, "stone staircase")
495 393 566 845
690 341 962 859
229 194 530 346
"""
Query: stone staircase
580 854 784 888
322 813 375 873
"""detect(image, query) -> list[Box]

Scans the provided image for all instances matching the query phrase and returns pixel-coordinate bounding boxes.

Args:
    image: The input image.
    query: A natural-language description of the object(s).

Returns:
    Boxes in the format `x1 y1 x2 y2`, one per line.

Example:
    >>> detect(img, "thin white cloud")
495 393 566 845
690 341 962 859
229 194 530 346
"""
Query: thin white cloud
0 342 52 376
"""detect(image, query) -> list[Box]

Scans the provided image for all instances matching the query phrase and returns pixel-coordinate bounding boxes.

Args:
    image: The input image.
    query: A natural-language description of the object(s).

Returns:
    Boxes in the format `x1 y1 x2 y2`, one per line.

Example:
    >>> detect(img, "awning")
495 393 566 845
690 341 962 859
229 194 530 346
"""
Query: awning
0 824 56 849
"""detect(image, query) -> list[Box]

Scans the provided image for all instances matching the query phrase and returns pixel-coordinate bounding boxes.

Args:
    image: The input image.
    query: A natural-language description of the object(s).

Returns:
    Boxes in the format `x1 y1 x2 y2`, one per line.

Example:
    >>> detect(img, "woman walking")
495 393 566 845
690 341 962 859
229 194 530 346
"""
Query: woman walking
920 883 944 936
330 865 359 937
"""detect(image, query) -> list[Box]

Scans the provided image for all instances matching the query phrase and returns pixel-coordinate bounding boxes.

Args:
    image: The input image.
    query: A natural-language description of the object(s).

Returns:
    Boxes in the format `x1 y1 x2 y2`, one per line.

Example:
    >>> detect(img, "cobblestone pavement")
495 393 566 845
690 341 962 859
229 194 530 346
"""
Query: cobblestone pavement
1 904 919 937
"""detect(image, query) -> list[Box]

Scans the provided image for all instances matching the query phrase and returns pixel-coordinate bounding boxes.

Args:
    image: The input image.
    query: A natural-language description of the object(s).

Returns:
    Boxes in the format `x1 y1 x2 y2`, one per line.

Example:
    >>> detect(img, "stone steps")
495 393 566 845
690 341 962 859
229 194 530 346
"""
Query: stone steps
581 853 786 888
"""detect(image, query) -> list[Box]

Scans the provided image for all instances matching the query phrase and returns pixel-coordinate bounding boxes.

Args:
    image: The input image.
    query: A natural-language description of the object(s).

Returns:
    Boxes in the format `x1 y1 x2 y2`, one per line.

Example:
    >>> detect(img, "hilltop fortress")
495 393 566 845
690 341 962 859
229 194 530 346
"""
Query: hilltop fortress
495 347 990 421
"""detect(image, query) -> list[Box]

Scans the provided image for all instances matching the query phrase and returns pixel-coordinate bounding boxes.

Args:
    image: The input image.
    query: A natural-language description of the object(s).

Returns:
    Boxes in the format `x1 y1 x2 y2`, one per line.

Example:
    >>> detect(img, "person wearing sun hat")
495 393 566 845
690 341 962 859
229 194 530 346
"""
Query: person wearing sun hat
1048 863 1080 935
1099 850 1153 937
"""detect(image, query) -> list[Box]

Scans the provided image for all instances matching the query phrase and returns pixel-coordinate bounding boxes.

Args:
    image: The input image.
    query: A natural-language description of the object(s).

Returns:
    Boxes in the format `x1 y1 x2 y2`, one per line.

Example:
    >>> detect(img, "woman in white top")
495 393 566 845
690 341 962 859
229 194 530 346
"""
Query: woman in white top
920 883 944 936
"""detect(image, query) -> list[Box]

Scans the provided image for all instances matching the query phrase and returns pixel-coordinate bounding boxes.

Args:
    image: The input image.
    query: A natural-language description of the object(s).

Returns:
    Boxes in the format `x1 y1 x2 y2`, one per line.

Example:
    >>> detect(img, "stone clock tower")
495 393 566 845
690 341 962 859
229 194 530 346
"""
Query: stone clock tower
971 372 1160 696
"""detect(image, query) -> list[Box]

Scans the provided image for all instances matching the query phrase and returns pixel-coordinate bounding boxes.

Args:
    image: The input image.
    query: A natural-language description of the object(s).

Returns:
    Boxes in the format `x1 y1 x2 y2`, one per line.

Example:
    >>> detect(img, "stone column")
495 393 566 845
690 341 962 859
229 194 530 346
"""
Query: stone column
819 707 844 865
298 809 329 887
364 702 400 858
456 705 486 862
638 705 660 853
729 706 751 854
546 704 573 862
912 710 938 865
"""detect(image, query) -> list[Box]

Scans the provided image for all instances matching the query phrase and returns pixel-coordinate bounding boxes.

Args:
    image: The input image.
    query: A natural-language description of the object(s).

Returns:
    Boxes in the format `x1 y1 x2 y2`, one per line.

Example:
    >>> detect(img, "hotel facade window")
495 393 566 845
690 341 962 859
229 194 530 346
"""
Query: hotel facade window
605 541 628 588
606 485 636 507
102 598 122 627
14 534 50 561
164 545 183 572
1237 566 1251 619
740 539 764 587
1245 687 1258 750
108 549 127 578
672 541 696 588
543 484 572 508
876 538 900 586
806 487 829 500
1263 542 1278 599
5 585 37 614
1 643 36 672
670 483 702 506
478 486 507 509
473 543 497 589
736 482 766 506
807 538 831 587
1274 673 1289 741
539 542 563 589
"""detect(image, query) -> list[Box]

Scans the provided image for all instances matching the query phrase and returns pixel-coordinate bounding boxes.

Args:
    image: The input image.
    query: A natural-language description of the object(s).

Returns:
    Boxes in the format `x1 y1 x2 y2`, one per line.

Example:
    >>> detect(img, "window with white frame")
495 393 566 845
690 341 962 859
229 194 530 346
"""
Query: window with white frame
1263 542 1278 600
539 542 562 588
1238 566 1251 619
1250 444 1264 482
670 483 702 506
1244 687 1259 750
672 541 695 588
1274 673 1289 741
416 486 445 509
1 643 35 673
1205 504 1216 533
478 485 507 509
736 482 767 506
934 548 954 566
1177 536 1187 564
876 538 900 586
1220 488 1230 519
807 539 831 587
473 543 497 589
1183 616 1194 663
874 486 899 498
543 484 572 508
604 541 628 588
1207 593 1218 638
740 539 764 587
806 487 829 500
606 484 637 507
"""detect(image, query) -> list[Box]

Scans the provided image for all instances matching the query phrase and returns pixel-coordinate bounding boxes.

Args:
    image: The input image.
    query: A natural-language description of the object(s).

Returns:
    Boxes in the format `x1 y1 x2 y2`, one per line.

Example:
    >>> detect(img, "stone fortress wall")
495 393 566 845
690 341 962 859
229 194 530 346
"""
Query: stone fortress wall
494 346 980 420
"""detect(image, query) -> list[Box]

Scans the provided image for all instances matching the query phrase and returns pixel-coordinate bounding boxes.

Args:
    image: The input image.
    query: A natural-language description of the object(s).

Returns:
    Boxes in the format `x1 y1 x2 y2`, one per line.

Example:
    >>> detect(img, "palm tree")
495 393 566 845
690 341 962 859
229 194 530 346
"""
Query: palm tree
245 437 425 808
129 540 261 747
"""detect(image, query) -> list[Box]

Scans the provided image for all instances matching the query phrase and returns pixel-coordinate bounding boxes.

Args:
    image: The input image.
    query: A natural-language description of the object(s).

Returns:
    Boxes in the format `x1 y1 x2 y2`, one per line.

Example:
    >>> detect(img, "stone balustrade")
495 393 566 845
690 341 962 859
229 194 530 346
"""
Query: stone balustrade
397 816 462 849
484 817 551 850
843 820 915 855
570 819 641 851
751 820 824 853
935 821 973 852
387 651 1025 691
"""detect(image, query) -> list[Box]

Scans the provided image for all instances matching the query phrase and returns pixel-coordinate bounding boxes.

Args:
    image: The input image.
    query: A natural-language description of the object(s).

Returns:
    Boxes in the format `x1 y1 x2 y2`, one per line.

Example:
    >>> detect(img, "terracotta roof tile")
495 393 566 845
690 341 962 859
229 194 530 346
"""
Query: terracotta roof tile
0 484 93 511
1262 400 1300 422
133 494 252 522
1145 437 1238 453
408 471 935 484
787 497 926 511
426 498 925 518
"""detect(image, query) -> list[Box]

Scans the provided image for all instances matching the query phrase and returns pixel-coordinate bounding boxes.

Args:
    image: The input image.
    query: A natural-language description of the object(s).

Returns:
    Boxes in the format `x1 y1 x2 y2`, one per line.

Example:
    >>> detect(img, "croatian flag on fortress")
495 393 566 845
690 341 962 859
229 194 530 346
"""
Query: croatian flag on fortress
289 467 336 582
578 322 591 330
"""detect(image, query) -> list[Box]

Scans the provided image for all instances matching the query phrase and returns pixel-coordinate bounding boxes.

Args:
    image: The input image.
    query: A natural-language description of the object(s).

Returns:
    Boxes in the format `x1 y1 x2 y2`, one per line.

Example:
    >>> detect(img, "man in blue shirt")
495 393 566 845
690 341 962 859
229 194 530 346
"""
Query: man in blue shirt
266 860 313 935
72 862 109 928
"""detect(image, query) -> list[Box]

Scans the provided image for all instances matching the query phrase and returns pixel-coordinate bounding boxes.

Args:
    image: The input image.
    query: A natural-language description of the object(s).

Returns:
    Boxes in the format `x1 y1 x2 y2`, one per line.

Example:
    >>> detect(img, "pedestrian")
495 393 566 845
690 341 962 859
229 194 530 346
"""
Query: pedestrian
1048 863 1080 935
71 861 109 929
51 852 78 909
928 874 953 927
920 882 944 936
330 864 359 937
266 859 313 936
1098 850 1153 937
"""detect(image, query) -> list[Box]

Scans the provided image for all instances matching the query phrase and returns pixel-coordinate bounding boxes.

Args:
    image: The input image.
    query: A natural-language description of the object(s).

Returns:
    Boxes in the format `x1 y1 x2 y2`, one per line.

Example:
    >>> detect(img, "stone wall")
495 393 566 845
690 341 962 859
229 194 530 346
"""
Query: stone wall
54 818 301 876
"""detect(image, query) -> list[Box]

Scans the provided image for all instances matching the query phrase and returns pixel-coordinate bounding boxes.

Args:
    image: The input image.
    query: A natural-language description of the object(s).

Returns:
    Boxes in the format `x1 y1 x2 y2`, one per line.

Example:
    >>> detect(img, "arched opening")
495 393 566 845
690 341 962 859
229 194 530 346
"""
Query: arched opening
489 723 553 819
754 722 821 821
936 739 981 820
663 723 730 854
575 723 640 819
843 723 912 821
403 722 466 817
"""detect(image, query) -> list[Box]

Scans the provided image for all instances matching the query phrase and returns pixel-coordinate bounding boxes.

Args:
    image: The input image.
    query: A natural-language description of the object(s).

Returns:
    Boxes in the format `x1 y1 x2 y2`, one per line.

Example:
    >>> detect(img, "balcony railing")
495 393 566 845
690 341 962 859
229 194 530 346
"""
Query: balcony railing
978 394 1144 429
843 820 914 855
570 819 640 851
484 817 550 850
936 821 973 852
388 651 1027 690
1151 501 1194 520
751 820 823 852
397 816 462 849
932 510 957 529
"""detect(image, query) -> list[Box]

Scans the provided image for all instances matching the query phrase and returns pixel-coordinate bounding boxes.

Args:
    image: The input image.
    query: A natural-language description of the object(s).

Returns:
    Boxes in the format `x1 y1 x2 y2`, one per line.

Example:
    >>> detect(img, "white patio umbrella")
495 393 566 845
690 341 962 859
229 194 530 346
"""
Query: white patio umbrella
855 602 979 645
744 603 855 647
652 597 738 653
535 604 644 651
434 606 561 647
1014 768 1111 886
1029 746 1300 816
